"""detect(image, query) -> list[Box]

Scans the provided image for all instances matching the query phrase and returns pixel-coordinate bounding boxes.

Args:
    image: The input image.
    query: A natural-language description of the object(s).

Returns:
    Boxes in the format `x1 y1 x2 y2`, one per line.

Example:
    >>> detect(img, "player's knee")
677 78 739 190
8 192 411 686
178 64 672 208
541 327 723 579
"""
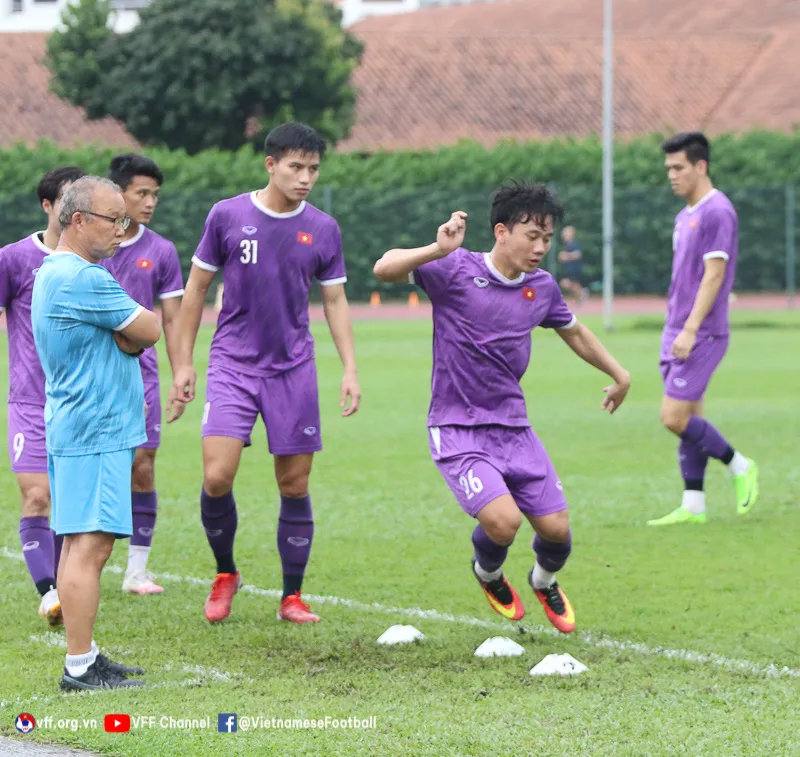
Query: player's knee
22 486 51 518
276 471 310 499
481 510 522 546
536 518 571 544
661 407 689 435
132 457 155 491
203 465 236 498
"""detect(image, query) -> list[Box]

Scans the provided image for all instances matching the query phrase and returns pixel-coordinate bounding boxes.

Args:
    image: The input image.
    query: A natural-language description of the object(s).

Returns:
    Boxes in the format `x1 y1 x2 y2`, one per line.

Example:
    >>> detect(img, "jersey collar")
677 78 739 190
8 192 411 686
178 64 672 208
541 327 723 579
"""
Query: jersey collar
483 253 525 286
118 224 146 248
686 188 718 214
250 191 306 218
30 232 51 254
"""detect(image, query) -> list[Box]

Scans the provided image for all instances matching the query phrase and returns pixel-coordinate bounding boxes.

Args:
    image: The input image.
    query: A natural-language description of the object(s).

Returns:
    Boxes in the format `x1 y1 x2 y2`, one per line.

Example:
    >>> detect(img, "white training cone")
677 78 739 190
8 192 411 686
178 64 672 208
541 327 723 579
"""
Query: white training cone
377 625 425 645
474 637 526 657
529 653 588 676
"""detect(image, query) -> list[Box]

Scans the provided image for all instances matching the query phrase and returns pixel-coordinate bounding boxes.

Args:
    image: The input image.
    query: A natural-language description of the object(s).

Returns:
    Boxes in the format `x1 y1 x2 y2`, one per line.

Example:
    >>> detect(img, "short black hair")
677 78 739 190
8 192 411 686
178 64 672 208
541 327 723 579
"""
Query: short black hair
264 122 326 161
108 153 164 190
490 180 564 232
37 166 85 205
661 131 711 167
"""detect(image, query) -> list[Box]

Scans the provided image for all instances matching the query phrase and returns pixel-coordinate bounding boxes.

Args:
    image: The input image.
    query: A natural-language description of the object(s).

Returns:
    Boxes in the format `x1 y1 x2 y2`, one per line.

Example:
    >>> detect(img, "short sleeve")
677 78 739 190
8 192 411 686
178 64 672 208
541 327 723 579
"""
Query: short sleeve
156 242 185 299
316 223 347 286
540 283 577 330
71 266 143 331
699 208 736 261
191 205 224 272
0 247 12 310
412 251 459 302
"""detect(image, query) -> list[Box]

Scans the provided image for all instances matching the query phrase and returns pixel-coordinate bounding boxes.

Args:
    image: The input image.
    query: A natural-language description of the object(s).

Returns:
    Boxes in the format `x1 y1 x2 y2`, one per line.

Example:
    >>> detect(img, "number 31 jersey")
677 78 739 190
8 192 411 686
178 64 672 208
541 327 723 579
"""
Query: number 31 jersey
192 191 346 375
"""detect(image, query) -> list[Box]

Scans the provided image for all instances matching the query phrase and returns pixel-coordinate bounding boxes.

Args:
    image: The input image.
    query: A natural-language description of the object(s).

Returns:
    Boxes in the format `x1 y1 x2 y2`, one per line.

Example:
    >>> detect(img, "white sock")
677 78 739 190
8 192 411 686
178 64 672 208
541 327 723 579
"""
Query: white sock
65 648 97 678
681 489 706 515
91 640 99 655
531 562 556 590
126 545 150 576
473 561 502 582
728 451 749 476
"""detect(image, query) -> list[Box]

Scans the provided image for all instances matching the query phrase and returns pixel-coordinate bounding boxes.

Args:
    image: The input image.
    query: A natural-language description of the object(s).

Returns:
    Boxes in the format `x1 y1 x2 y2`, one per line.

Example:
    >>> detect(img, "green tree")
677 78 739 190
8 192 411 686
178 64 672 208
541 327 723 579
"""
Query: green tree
45 0 117 120
46 0 363 153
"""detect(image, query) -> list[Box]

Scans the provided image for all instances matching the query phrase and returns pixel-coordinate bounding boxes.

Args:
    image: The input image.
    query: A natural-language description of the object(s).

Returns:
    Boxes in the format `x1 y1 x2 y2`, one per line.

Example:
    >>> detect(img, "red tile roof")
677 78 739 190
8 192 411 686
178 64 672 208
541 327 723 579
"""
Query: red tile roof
2 0 799 152
340 32 768 150
0 33 137 149
343 0 800 150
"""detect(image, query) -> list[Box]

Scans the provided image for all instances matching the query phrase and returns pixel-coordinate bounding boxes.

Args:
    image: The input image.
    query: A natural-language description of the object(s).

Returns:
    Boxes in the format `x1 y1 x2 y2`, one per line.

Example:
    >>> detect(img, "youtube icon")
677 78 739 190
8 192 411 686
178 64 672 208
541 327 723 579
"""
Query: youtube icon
104 714 131 733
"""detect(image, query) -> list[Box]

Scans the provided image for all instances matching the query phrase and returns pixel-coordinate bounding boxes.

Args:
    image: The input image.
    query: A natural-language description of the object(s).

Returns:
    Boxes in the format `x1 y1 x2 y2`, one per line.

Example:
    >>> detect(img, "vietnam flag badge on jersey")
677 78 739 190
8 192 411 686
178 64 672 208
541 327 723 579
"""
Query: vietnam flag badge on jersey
137 258 153 270
297 231 313 245
522 286 536 301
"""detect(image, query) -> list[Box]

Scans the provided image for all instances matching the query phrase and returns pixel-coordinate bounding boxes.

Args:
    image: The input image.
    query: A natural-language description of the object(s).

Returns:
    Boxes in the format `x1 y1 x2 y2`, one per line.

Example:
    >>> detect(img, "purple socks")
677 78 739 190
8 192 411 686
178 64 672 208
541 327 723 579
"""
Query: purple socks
277 495 314 598
19 516 56 596
472 525 508 573
131 491 157 548
200 489 238 575
681 416 734 463
533 532 572 573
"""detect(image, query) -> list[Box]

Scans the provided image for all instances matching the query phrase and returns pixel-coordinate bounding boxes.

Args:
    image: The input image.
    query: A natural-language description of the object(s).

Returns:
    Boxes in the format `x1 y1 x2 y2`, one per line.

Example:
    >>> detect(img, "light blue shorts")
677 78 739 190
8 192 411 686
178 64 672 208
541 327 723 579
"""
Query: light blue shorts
48 449 135 537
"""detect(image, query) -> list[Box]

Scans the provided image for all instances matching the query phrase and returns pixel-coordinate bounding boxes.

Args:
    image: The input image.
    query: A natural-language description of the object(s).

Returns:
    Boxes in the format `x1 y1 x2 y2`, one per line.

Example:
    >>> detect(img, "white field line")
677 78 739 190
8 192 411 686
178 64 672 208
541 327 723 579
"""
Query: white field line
2 546 798 681
0 664 246 712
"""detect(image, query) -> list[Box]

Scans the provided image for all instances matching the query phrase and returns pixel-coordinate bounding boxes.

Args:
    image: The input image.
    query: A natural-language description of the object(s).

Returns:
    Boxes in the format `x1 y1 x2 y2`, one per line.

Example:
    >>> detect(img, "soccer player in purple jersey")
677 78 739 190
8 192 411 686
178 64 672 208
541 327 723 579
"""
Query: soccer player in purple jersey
102 154 185 593
172 122 361 624
648 133 759 526
0 166 85 625
374 182 631 632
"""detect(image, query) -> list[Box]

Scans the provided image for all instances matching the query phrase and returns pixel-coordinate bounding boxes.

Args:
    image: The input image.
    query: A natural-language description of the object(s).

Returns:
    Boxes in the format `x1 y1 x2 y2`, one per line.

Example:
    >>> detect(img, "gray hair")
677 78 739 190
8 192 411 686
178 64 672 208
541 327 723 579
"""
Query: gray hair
58 176 121 226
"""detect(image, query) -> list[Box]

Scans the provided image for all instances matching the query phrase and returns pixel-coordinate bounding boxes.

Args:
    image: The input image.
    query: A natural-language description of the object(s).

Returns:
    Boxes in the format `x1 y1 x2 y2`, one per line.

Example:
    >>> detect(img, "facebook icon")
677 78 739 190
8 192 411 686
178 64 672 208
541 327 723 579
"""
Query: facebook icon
218 714 237 733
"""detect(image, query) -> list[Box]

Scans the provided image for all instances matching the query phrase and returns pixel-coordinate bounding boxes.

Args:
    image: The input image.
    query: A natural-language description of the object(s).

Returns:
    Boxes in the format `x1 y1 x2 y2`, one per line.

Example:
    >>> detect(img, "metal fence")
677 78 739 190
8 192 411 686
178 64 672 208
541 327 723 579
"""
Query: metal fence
0 184 796 304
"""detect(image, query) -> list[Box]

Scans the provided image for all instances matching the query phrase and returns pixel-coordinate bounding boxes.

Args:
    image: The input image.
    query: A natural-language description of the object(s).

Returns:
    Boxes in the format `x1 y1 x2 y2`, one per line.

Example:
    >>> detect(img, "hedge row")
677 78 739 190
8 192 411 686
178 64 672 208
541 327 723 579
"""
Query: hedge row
3 131 800 193
1 133 798 300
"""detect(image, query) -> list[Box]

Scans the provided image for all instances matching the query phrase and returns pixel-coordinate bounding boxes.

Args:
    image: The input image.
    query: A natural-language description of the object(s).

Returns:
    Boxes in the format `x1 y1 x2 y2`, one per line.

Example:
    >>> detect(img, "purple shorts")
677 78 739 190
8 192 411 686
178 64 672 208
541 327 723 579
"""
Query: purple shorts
141 382 161 450
428 425 567 518
202 359 322 455
660 333 729 402
7 402 47 474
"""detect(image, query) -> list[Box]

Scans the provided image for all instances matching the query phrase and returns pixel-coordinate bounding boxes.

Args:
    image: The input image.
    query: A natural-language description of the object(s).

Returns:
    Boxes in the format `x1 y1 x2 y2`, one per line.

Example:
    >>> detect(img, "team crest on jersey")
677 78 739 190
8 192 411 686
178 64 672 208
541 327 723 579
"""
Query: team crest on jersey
473 277 489 288
297 231 313 245
136 258 152 270
522 287 536 301
242 226 258 235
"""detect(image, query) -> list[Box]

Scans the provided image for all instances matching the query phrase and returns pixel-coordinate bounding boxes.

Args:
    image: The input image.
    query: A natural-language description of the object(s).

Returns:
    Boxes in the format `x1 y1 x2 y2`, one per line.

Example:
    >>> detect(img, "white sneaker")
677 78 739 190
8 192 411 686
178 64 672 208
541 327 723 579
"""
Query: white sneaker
38 587 63 626
122 569 164 595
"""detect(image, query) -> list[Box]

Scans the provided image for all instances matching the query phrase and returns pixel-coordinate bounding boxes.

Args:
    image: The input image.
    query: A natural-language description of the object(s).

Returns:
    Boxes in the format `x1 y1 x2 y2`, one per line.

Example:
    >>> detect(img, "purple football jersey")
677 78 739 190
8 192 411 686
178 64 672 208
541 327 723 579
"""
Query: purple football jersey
413 249 576 428
102 225 184 383
665 189 738 338
192 192 347 375
0 232 51 406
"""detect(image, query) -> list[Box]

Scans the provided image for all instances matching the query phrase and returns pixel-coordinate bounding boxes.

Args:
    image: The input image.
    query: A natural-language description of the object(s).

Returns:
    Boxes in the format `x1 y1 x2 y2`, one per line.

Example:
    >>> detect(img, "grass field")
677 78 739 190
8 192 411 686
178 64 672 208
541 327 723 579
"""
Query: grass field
1 312 798 757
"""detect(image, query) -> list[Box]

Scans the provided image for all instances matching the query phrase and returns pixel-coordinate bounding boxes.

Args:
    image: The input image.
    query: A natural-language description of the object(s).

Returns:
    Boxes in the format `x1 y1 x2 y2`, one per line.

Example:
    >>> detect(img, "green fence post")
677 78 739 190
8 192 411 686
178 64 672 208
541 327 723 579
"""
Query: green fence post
323 186 333 217
786 184 796 309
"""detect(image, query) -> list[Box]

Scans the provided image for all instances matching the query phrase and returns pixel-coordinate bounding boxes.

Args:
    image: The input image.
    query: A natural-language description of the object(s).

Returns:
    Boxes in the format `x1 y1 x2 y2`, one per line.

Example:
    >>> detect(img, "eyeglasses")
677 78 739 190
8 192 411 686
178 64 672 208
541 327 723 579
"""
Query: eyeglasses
80 211 131 231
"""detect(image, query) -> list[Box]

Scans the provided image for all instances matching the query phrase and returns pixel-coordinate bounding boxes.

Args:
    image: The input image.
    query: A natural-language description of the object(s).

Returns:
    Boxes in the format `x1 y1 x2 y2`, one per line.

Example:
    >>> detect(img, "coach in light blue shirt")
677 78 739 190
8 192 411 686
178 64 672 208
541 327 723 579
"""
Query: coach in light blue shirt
31 175 161 692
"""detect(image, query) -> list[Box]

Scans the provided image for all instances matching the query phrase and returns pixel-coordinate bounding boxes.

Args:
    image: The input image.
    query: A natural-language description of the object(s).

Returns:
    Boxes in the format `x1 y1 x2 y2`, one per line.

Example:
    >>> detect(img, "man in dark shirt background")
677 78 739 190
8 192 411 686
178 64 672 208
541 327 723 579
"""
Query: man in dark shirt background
558 226 589 306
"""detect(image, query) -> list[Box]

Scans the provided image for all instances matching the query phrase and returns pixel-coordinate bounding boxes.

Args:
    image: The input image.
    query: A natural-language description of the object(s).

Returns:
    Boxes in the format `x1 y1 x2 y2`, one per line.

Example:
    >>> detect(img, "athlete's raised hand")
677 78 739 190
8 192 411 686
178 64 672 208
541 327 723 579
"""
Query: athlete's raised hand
435 211 467 256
